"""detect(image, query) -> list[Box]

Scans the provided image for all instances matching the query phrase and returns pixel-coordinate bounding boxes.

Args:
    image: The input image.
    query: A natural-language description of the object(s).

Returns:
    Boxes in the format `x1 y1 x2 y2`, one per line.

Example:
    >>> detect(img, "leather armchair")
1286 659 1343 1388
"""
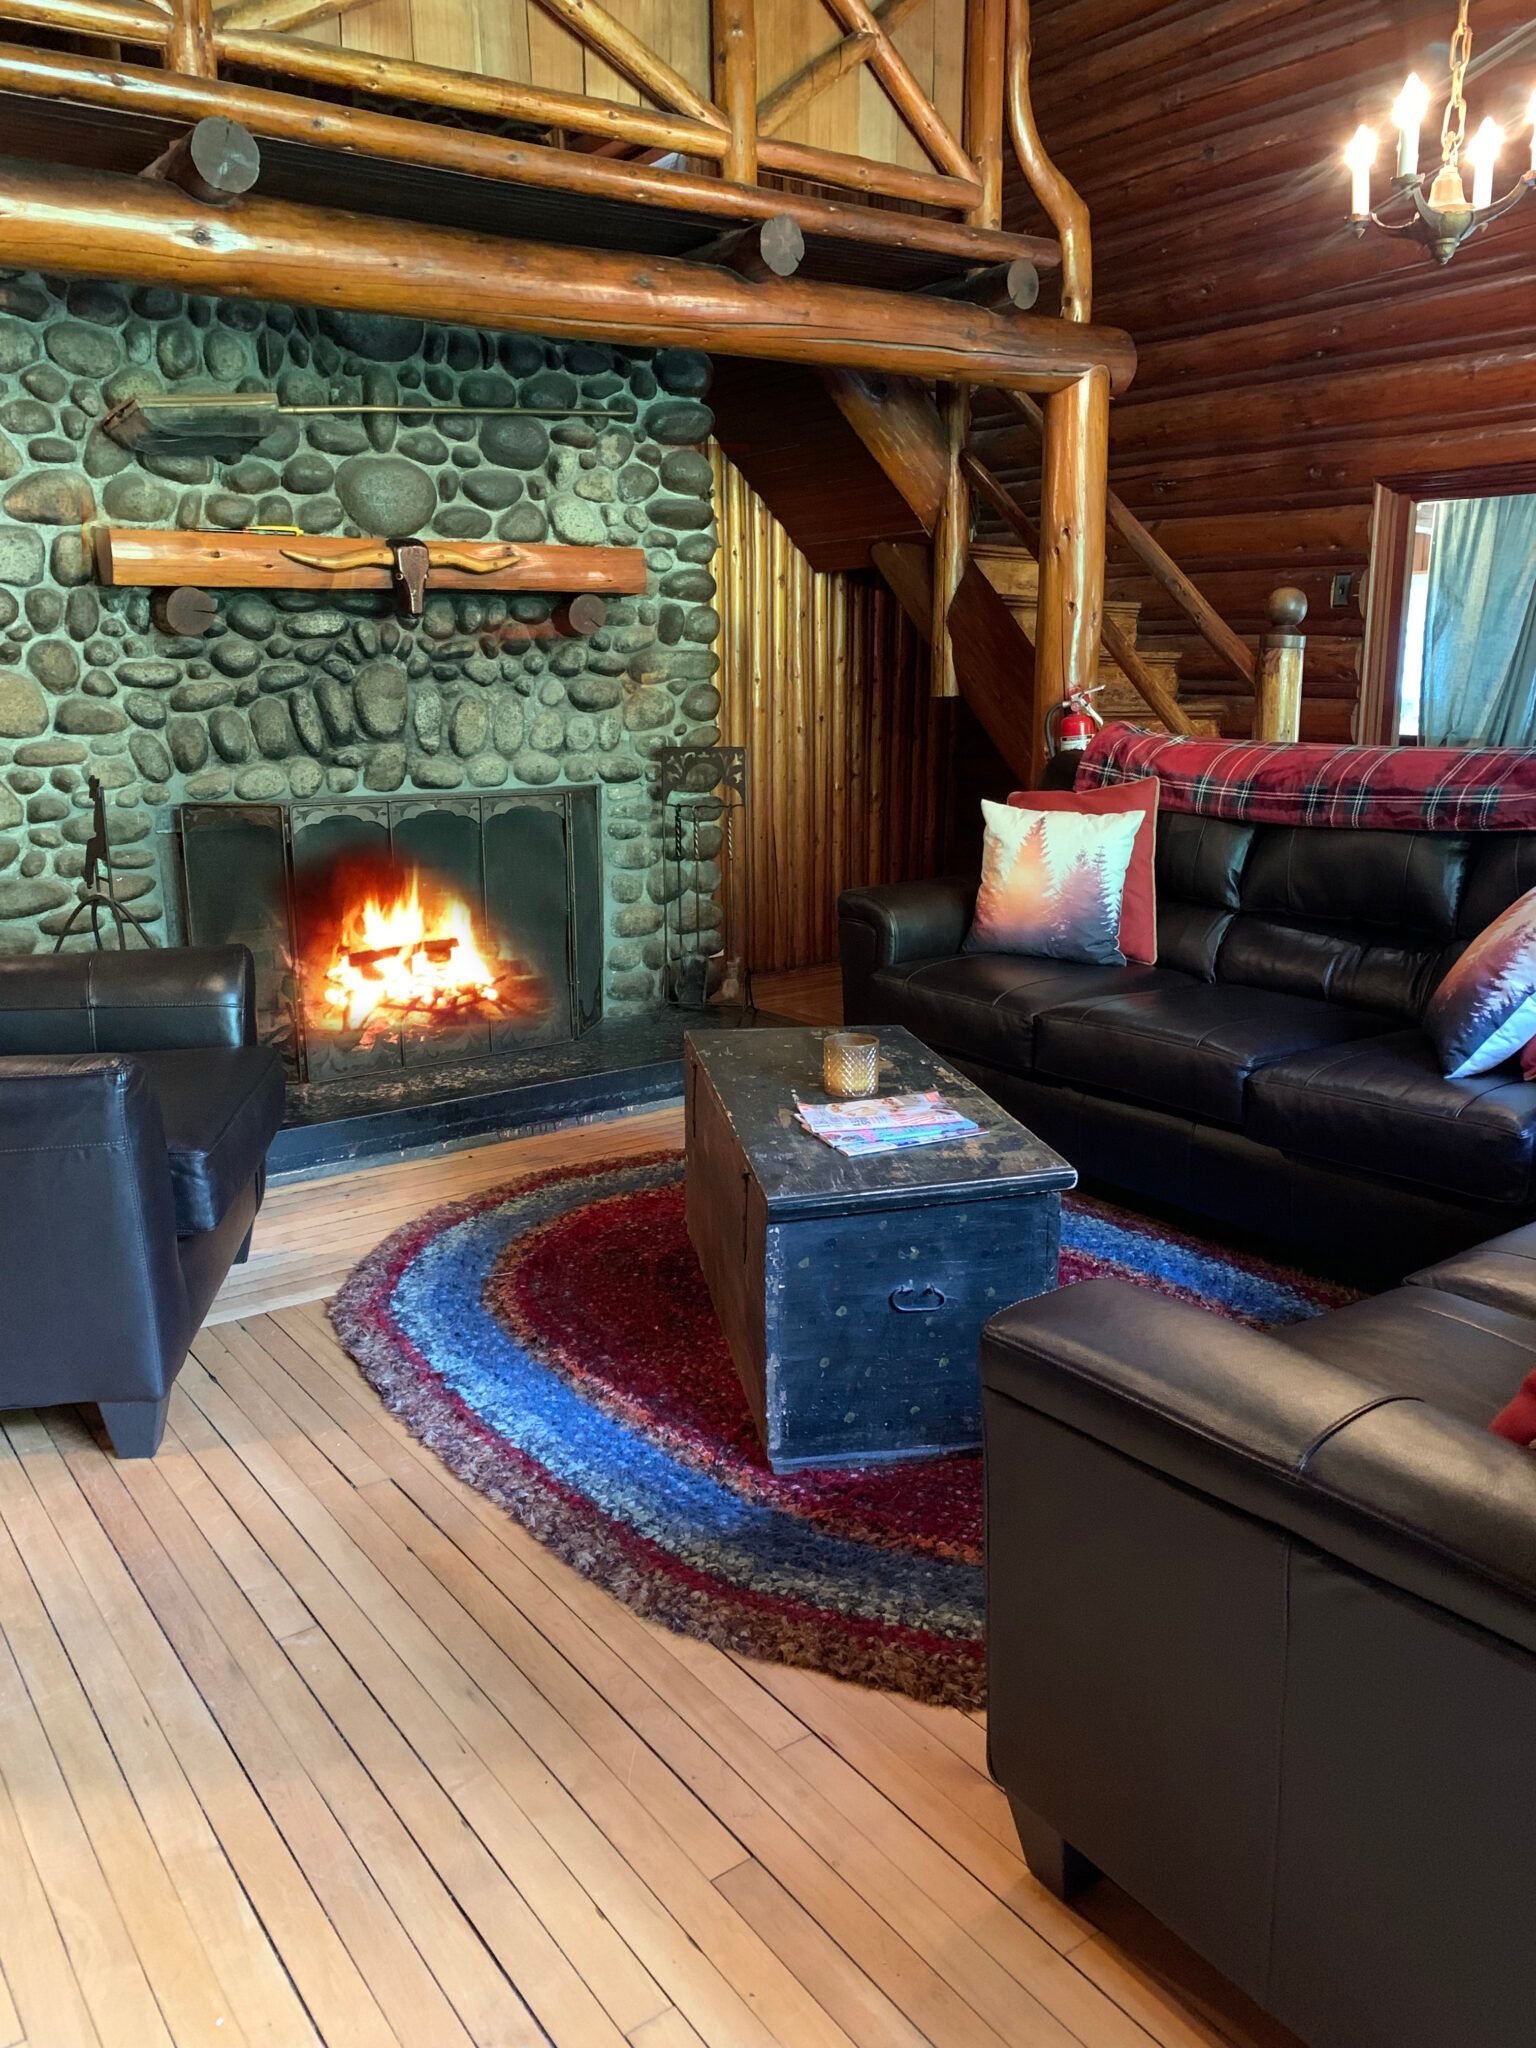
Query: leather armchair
982 1276 1536 2048
0 947 285 1456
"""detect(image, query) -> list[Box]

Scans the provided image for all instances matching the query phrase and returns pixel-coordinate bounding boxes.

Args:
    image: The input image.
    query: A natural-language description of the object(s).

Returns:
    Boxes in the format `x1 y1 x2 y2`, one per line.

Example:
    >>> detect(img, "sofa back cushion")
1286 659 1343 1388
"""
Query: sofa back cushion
1188 826 1470 1022
1153 815 1254 981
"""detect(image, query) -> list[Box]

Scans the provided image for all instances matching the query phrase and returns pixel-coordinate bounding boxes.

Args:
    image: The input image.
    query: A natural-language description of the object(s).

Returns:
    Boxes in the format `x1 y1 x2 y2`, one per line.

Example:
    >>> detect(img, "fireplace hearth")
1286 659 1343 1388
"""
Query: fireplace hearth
177 791 601 1083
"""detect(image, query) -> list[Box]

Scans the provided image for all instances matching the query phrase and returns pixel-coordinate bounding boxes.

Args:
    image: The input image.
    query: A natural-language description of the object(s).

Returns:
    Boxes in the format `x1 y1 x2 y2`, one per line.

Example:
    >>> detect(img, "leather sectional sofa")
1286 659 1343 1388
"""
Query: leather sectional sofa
981 1220 1536 2048
840 812 1536 1271
0 946 285 1455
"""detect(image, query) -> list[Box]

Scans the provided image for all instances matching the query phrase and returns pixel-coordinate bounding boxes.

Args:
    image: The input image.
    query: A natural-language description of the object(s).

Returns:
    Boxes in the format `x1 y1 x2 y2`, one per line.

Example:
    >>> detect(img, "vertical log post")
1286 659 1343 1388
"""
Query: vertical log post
965 0 1005 229
930 383 972 699
1004 0 1107 746
167 0 216 75
1035 365 1109 731
713 0 758 186
1255 586 1308 741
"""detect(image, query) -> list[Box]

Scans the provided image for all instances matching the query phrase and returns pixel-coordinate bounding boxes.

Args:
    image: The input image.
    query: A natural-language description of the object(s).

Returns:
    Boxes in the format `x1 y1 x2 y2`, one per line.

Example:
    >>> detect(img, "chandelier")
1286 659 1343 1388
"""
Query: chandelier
1344 0 1535 264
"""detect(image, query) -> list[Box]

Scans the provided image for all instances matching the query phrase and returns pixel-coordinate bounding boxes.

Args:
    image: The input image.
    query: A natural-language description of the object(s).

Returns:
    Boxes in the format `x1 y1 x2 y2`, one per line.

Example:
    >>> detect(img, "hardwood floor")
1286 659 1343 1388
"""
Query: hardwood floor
0 965 1299 2048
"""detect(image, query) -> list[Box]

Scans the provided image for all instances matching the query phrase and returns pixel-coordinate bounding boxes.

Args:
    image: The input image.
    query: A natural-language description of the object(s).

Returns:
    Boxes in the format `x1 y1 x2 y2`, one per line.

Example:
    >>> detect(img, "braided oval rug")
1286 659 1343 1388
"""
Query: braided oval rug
330 1151 1349 1708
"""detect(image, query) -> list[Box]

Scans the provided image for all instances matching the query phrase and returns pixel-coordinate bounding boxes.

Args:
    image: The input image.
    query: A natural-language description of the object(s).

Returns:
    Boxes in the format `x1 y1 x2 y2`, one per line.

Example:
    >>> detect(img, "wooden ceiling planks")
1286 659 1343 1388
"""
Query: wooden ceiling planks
997 0 1536 739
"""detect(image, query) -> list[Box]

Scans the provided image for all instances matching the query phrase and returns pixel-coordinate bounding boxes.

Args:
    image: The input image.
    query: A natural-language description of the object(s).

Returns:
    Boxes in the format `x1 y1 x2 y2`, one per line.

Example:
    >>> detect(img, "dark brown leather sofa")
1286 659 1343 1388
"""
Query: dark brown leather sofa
981 1224 1536 2048
840 814 1536 1271
0 947 285 1455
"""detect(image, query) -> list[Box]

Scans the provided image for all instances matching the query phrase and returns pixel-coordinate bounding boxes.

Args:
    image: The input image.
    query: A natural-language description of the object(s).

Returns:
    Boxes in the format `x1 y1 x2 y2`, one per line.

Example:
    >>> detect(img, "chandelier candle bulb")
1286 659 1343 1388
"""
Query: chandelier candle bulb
1528 88 1536 170
1392 72 1431 177
1468 116 1503 210
1345 125 1378 215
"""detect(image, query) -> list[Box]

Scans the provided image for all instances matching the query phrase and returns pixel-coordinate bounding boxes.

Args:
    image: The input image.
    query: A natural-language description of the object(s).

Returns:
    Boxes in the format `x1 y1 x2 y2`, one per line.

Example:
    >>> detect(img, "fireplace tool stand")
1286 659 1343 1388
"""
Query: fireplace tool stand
51 775 160 951
655 745 752 1016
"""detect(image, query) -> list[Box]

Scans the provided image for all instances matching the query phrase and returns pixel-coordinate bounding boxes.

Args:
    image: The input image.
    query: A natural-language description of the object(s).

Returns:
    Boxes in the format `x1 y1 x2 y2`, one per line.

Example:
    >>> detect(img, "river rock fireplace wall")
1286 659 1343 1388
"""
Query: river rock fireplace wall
0 271 724 1019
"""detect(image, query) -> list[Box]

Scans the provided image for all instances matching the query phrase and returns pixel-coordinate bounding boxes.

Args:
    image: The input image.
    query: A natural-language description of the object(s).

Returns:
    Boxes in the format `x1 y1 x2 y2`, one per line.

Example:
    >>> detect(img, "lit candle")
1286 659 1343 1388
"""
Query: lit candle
1345 126 1378 217
1468 116 1504 210
1391 72 1432 179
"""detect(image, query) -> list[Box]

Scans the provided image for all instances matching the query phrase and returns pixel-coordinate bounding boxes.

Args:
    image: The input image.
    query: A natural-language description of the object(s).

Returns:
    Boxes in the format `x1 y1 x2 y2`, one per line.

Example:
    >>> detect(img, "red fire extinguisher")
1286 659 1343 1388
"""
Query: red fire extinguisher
1044 683 1105 757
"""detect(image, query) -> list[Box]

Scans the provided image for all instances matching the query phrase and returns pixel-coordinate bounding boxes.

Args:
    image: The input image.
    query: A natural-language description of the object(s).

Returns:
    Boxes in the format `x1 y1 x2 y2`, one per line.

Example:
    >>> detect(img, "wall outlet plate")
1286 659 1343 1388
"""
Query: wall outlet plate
1331 572 1355 608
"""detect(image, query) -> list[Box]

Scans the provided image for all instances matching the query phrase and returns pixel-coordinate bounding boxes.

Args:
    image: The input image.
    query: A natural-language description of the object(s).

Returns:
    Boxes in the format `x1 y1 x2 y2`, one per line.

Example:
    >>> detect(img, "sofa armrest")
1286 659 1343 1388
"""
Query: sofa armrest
0 945 257 1052
982 1277 1536 1658
0 1056 190 1408
838 877 977 1019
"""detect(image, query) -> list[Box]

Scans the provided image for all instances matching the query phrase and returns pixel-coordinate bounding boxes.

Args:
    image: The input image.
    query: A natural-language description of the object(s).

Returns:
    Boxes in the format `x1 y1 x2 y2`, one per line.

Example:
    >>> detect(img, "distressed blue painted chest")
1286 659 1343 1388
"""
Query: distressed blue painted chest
684 1026 1075 1471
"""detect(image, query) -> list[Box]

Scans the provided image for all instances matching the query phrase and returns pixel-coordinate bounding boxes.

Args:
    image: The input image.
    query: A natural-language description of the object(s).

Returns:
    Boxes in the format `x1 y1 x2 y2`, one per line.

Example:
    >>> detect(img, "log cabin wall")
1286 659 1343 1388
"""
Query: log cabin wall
712 449 954 973
984 0 1536 740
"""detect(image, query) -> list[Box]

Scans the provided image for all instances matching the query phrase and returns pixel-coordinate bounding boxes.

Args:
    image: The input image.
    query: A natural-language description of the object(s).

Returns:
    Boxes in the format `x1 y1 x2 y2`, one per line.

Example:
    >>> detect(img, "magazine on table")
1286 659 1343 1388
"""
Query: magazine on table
794 1089 981 1158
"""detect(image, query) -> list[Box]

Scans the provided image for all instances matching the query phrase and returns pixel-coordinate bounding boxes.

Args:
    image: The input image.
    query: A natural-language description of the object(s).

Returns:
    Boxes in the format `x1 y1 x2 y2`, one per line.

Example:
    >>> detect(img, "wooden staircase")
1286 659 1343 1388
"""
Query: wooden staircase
972 546 1225 735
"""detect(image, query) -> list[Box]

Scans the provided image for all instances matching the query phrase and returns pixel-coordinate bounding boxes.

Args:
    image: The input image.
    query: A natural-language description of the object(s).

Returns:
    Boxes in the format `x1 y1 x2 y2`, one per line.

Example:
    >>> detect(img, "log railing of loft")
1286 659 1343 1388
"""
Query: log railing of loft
0 0 1300 753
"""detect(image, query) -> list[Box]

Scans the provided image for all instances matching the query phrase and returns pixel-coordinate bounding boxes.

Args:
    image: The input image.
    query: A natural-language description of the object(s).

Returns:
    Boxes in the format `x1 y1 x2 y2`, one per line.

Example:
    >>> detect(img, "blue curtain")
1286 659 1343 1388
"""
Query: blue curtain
1420 493 1536 746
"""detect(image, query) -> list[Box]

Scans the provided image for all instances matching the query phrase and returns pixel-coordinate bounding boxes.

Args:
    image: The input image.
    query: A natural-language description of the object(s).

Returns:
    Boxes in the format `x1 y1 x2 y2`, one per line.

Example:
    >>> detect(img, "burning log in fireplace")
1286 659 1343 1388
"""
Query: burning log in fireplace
320 869 547 1049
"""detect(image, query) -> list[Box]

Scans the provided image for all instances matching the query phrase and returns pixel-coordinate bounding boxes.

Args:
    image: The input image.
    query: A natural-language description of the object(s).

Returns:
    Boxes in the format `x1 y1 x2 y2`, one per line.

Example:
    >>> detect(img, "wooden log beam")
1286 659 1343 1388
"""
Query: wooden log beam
823 0 978 183
529 0 728 131
821 370 949 532
756 0 925 137
215 0 375 31
166 0 214 72
1005 0 1091 321
757 132 979 212
965 0 1005 227
711 0 757 187
142 114 259 203
923 257 1039 309
1035 365 1109 715
0 0 168 40
691 215 805 280
0 40 1059 274
0 156 1134 394
930 384 971 699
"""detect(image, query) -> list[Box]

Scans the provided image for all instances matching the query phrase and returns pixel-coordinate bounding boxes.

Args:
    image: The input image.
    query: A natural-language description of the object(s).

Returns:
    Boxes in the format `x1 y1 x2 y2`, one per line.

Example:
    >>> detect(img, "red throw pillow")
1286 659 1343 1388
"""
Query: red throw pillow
1491 1371 1536 1448
1009 777 1159 964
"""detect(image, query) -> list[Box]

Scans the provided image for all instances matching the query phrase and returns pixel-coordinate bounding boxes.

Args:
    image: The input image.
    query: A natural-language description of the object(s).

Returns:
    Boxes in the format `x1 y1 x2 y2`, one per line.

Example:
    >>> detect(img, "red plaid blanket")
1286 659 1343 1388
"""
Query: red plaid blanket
1075 725 1536 832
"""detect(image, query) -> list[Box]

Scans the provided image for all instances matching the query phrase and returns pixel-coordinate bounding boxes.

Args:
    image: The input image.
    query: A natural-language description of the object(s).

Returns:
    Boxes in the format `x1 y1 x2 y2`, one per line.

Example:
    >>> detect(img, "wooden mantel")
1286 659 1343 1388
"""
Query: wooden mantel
91 529 648 598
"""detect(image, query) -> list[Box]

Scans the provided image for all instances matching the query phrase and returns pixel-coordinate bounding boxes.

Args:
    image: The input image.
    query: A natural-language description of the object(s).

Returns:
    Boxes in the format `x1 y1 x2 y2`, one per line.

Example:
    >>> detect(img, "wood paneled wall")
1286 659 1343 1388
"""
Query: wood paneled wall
713 449 955 973
297 0 962 177
982 0 1536 738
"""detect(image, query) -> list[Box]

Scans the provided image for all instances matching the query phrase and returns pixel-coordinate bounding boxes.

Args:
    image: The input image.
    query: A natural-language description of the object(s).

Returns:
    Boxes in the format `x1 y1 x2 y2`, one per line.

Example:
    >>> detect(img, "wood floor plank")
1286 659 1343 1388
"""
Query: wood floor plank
0 1417 310 2048
185 1329 860 2048
0 1100 1302 2048
0 1739 101 2048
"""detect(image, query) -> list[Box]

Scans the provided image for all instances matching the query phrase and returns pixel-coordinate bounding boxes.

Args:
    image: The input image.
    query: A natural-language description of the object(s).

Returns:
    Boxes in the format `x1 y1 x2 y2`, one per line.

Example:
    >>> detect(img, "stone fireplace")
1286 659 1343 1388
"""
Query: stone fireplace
0 271 724 1030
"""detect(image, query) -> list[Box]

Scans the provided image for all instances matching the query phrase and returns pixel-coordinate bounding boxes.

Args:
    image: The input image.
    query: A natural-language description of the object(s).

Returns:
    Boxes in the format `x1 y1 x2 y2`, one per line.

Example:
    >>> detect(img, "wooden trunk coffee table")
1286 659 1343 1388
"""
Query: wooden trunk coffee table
684 1026 1075 1471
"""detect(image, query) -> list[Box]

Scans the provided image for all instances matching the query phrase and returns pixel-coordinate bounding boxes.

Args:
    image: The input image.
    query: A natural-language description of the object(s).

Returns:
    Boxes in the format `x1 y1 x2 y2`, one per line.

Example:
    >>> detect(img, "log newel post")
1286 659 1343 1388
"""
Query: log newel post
965 0 1005 229
931 382 972 700
712 0 758 187
167 0 216 75
1003 0 1109 746
1255 586 1308 742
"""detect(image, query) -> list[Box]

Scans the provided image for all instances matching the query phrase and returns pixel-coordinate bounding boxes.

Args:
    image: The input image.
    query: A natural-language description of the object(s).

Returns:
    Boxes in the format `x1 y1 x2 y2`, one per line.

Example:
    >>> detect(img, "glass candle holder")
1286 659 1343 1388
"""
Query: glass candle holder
823 1031 880 1099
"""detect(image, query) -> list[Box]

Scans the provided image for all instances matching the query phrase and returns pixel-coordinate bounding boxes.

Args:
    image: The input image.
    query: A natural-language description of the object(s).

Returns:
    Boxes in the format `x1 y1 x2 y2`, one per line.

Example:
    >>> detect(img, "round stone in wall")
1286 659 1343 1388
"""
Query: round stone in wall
353 658 408 738
479 418 549 471
334 456 437 539
317 311 425 363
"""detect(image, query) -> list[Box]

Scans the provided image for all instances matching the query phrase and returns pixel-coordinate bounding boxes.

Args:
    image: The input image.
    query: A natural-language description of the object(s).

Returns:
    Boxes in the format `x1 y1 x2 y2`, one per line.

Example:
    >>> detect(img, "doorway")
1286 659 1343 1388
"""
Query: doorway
1361 474 1536 745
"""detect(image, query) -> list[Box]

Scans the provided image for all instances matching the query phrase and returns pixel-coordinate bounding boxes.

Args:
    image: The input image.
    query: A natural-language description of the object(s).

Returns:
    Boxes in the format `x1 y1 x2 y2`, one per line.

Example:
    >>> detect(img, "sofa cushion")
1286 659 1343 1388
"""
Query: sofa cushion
1247 1031 1536 1205
1033 983 1394 1126
1409 1222 1536 1320
1275 1286 1536 1430
867 954 1182 1071
132 1046 285 1235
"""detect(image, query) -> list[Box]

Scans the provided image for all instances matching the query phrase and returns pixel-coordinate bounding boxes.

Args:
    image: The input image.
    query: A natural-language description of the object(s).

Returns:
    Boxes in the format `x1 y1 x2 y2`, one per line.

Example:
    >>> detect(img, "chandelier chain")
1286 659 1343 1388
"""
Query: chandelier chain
1441 0 1473 166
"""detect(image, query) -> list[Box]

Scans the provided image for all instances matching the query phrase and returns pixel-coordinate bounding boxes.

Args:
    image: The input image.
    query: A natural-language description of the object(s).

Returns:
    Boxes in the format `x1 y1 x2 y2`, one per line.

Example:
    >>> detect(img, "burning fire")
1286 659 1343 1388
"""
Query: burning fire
318 869 544 1042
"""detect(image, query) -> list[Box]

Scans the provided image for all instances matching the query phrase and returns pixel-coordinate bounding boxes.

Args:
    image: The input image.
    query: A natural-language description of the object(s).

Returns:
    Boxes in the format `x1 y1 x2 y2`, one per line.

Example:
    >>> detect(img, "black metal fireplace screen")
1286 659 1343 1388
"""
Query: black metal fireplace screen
176 790 601 1083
